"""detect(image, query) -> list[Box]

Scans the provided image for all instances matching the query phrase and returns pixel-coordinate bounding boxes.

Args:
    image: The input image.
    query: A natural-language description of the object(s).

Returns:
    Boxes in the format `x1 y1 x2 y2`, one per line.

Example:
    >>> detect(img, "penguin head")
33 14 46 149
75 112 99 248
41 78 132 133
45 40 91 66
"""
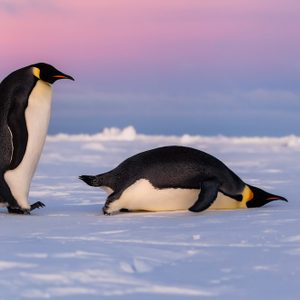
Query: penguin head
246 185 287 208
31 63 74 84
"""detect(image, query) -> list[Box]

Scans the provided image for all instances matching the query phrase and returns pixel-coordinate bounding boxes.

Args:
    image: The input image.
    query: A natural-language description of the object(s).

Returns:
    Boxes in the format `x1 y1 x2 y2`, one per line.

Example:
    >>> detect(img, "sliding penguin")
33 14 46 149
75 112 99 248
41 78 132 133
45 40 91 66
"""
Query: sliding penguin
0 63 74 214
79 146 287 215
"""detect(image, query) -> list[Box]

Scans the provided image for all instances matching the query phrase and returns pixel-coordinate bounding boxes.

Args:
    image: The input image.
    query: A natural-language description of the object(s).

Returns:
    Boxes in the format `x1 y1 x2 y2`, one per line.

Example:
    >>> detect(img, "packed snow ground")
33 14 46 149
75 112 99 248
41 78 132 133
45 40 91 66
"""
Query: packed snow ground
0 126 299 300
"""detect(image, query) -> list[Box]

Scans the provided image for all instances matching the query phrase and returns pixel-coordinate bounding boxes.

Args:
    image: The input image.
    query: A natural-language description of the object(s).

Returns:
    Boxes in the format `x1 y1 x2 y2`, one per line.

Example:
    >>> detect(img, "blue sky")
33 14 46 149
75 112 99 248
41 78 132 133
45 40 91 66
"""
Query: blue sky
1 0 300 136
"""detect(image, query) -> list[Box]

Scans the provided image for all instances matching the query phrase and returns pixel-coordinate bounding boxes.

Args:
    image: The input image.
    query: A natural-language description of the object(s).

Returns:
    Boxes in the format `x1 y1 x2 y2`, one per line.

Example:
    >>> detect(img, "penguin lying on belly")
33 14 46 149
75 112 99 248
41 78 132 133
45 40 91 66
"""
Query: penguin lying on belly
0 63 74 214
79 146 287 215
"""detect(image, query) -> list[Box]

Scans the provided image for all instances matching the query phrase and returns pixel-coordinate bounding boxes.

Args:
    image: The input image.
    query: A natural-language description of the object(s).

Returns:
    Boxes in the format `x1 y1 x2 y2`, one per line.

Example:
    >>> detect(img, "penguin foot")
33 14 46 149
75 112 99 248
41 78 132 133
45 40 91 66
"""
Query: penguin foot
102 206 127 215
102 206 111 215
7 207 31 215
30 201 46 211
7 202 45 214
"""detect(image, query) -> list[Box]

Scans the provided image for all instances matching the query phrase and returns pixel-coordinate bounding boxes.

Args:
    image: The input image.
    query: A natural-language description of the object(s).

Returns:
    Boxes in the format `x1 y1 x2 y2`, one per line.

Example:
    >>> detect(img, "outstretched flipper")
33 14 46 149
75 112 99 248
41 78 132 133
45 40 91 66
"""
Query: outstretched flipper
189 179 221 212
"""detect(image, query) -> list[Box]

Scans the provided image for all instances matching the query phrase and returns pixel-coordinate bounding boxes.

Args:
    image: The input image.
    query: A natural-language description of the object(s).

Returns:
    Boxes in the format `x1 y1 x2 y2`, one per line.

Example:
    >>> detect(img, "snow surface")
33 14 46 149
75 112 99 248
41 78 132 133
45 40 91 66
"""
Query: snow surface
0 126 299 300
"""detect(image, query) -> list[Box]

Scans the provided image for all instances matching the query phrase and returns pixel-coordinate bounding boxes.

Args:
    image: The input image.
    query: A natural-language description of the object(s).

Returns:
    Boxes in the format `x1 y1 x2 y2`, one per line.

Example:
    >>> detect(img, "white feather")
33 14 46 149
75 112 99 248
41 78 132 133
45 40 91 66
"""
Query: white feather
105 179 244 214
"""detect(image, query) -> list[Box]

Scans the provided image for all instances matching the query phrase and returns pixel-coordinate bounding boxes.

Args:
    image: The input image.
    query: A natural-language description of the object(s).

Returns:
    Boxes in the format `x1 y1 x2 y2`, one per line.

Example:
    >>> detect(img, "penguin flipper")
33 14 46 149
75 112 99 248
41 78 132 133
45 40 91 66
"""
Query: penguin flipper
7 103 28 169
189 179 221 213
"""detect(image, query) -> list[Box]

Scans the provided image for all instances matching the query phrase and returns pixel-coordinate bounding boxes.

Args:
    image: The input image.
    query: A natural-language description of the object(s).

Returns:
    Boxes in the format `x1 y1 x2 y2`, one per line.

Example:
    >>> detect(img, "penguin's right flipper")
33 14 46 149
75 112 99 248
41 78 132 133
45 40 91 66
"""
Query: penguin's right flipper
7 104 29 169
189 179 220 212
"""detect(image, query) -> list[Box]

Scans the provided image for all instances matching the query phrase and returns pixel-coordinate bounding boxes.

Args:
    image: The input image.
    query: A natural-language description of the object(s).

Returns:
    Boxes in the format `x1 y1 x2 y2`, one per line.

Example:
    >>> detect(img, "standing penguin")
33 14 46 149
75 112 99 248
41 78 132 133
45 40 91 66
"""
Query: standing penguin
79 146 287 215
0 63 74 214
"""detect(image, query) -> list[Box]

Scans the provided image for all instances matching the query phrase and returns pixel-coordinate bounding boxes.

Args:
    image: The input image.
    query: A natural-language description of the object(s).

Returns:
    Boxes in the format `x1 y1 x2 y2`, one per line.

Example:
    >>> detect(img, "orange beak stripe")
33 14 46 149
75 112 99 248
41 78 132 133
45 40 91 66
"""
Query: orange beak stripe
53 75 67 79
267 196 287 202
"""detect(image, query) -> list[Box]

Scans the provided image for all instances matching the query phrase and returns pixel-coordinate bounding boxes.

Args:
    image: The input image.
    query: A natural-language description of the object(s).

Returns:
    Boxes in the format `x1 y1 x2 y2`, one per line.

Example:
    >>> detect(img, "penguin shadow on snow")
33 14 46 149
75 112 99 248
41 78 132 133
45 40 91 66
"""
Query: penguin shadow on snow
79 145 287 216
0 63 74 215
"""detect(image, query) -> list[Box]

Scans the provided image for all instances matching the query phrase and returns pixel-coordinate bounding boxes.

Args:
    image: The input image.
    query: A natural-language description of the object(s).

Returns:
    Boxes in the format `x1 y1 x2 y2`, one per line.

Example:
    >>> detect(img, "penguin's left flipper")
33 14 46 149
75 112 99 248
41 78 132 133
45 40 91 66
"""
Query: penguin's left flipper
30 201 45 211
189 179 221 213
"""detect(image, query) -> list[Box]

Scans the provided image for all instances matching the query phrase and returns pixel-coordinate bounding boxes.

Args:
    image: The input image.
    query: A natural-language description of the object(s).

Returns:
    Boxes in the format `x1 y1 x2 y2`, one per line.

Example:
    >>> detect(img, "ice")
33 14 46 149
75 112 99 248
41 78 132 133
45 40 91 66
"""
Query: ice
0 126 299 299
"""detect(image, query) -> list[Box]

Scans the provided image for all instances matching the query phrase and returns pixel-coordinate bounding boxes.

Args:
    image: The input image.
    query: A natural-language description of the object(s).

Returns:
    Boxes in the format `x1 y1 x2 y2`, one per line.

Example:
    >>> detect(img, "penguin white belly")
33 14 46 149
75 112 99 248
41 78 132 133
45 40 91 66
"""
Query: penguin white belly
106 179 244 213
4 81 52 209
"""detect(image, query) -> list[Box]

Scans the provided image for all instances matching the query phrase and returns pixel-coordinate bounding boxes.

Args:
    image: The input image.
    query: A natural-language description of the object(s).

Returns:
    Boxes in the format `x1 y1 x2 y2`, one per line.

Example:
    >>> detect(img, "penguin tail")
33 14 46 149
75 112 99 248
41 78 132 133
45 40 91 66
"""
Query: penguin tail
79 175 101 187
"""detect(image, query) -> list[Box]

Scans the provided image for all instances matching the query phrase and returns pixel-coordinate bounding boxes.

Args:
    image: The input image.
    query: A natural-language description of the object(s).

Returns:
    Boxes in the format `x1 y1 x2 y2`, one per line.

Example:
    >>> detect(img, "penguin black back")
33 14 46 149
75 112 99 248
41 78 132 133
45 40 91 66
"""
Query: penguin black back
107 146 245 193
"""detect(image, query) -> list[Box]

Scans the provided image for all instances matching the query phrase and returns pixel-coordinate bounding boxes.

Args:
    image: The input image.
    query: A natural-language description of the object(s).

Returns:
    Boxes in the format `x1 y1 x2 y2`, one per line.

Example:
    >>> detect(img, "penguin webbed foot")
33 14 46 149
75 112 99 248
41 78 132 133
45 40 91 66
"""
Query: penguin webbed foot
7 207 30 215
103 208 130 215
30 201 45 211
7 202 45 214
102 206 111 216
189 179 220 213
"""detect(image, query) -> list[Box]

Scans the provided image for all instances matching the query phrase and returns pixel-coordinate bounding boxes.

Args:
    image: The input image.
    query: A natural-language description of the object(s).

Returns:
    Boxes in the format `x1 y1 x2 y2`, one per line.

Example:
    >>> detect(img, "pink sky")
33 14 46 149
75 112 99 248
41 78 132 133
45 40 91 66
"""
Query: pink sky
1 0 299 77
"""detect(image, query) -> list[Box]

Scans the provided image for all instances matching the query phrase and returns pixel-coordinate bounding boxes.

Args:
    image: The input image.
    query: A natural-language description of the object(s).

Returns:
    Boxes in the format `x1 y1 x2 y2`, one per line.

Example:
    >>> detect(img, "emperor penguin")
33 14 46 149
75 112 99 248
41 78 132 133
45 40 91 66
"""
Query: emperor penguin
0 63 74 214
79 146 287 215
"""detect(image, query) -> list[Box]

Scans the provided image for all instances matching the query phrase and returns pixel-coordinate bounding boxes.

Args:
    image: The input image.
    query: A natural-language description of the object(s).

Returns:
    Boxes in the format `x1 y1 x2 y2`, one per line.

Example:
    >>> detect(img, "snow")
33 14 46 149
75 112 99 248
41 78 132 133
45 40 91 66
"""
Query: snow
0 126 299 299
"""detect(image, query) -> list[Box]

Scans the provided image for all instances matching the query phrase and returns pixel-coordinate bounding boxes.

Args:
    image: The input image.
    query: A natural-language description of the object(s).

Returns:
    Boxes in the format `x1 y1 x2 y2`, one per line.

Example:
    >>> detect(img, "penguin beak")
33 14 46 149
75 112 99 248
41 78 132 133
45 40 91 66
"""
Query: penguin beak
266 195 288 202
53 74 74 81
246 185 288 208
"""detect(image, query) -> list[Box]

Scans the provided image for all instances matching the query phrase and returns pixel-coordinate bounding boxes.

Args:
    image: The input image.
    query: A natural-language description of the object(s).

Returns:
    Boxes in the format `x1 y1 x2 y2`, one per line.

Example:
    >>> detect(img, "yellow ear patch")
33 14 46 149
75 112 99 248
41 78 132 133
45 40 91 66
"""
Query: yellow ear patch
240 185 254 208
32 67 41 79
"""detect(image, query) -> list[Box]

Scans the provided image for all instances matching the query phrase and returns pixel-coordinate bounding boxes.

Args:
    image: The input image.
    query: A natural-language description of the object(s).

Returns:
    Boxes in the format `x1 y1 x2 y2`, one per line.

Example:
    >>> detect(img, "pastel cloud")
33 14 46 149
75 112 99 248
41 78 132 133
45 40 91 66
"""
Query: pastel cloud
1 0 299 76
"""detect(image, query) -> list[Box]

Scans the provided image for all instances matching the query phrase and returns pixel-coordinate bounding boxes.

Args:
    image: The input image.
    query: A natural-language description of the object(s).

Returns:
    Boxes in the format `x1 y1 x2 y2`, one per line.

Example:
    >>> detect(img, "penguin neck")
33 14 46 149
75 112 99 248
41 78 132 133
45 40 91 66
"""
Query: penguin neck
240 185 254 208
26 80 53 141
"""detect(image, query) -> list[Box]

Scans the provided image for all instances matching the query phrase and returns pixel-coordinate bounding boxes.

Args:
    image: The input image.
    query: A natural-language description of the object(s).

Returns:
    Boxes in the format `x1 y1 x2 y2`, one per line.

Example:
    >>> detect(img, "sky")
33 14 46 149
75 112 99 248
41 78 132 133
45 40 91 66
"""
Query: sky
0 0 300 136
